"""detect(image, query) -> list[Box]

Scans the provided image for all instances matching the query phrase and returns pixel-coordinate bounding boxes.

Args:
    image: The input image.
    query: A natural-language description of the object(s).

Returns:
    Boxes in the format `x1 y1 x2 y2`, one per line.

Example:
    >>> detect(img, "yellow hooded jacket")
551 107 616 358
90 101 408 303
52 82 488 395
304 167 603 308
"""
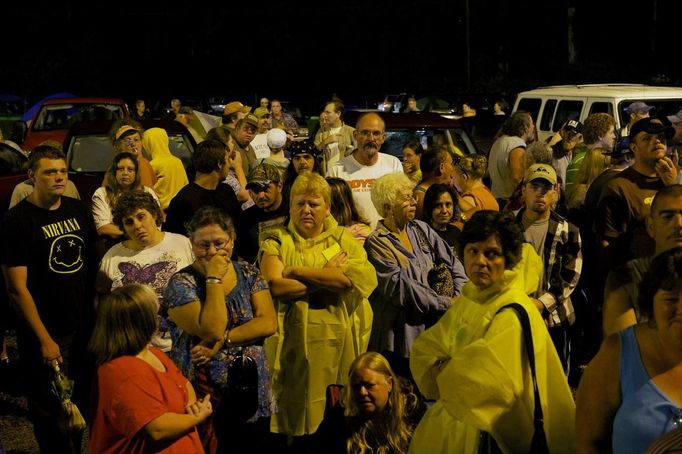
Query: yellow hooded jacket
409 244 576 453
142 128 189 210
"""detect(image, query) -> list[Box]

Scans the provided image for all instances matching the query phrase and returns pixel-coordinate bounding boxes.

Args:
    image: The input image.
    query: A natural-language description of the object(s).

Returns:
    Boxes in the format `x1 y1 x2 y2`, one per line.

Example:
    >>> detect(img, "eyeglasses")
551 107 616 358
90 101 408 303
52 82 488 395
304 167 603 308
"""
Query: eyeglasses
194 239 229 252
452 154 467 173
357 130 384 139
398 193 418 204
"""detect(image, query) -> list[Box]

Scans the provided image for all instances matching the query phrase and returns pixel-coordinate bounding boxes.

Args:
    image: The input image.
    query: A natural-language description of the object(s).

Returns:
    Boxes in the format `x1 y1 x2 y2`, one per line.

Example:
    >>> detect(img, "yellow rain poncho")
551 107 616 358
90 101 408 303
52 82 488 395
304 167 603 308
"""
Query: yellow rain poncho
409 244 576 453
142 127 189 210
260 215 377 436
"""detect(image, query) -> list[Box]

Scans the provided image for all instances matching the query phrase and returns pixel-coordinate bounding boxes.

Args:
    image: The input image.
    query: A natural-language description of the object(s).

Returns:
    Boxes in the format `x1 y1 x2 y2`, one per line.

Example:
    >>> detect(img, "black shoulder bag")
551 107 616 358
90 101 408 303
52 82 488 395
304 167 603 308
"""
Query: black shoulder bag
478 303 550 454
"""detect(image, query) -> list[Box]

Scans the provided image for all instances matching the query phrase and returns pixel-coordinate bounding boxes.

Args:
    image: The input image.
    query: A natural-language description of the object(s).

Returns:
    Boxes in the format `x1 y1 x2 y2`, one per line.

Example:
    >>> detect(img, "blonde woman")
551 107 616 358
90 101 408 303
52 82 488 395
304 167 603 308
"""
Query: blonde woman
314 352 424 453
451 154 498 221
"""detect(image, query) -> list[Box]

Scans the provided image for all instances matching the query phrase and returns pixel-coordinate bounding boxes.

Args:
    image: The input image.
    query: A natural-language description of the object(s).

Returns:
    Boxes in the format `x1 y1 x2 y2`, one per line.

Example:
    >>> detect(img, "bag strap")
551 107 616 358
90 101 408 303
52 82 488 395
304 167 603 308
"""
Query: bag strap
413 221 436 258
495 303 547 445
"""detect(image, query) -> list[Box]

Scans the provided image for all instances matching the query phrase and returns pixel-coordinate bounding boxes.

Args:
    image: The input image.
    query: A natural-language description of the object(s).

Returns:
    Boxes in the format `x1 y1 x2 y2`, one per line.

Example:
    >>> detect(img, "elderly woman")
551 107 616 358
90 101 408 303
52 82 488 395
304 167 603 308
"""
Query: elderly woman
314 351 425 454
364 172 466 378
259 172 377 438
408 210 576 453
92 151 159 242
96 190 194 351
577 247 682 454
163 206 277 453
88 284 211 454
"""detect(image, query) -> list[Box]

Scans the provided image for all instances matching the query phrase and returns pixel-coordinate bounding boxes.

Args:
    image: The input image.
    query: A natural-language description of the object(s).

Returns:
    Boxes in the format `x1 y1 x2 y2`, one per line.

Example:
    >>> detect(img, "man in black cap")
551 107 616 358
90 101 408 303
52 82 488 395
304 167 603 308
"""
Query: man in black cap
596 117 677 270
237 162 289 263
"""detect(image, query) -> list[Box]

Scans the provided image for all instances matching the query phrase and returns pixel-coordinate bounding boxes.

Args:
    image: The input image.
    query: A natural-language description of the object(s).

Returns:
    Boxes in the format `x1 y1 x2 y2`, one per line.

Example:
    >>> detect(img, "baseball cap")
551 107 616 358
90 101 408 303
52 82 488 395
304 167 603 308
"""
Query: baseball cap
267 128 287 149
246 162 281 191
224 101 251 116
628 117 675 141
240 113 259 130
667 110 682 125
288 139 320 157
525 164 557 186
625 101 654 115
254 107 271 118
563 119 583 134
115 125 140 141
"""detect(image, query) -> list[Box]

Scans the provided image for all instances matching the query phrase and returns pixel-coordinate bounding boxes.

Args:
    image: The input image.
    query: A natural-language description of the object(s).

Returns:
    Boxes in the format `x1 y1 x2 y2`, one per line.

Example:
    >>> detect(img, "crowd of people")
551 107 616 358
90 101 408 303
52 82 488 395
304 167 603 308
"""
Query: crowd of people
1 97 682 453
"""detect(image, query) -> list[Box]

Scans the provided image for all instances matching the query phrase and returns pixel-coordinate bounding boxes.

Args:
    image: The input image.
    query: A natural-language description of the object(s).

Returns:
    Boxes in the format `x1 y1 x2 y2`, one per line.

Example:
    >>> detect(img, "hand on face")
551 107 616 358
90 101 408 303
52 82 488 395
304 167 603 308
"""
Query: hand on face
655 156 678 185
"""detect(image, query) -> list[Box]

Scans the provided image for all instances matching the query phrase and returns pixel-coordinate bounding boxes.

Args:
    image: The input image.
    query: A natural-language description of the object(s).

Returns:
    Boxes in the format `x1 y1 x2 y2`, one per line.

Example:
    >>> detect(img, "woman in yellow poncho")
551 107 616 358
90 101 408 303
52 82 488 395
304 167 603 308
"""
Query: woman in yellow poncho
259 172 378 437
409 210 576 453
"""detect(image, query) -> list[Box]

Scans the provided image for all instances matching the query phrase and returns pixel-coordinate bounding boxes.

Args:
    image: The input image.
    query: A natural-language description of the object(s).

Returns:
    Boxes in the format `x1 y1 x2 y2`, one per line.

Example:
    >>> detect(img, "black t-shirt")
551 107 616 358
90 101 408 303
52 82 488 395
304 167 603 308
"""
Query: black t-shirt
0 197 97 337
596 167 664 268
163 182 240 235
237 200 289 263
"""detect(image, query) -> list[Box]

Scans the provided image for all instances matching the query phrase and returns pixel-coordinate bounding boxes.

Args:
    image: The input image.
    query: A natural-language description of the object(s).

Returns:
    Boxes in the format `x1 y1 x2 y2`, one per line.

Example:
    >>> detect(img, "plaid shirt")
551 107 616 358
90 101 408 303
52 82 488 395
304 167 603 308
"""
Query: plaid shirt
515 209 582 328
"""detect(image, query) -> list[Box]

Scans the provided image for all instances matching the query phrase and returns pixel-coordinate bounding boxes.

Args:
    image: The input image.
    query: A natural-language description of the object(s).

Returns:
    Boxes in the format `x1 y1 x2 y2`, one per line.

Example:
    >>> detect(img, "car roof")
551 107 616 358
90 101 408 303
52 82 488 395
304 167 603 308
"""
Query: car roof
42 97 127 105
516 84 682 99
66 118 191 136
344 110 465 128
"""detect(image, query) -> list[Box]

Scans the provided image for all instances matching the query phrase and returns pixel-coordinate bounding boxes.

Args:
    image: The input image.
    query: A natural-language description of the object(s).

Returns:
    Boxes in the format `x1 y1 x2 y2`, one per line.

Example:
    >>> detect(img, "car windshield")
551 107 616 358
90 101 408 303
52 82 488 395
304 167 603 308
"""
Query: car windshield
68 133 194 173
33 104 125 131
618 99 682 133
382 127 476 158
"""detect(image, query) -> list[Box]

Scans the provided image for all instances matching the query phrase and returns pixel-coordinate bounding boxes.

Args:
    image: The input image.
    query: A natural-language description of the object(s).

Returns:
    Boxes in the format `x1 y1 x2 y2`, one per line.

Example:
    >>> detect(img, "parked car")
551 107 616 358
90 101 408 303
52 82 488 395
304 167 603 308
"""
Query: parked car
512 84 682 142
64 119 197 204
14 97 130 152
343 110 478 158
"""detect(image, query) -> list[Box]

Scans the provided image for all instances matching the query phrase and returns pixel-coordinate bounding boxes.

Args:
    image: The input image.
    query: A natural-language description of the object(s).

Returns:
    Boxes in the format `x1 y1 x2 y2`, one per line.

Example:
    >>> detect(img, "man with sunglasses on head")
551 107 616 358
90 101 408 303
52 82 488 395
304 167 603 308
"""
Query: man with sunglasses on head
326 112 403 228
596 118 678 271
237 162 289 263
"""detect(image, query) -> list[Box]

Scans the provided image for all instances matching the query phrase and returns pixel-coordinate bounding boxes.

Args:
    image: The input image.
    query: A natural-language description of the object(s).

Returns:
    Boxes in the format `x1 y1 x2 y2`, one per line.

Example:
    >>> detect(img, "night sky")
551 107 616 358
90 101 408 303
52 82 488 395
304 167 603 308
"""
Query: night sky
2 1 682 114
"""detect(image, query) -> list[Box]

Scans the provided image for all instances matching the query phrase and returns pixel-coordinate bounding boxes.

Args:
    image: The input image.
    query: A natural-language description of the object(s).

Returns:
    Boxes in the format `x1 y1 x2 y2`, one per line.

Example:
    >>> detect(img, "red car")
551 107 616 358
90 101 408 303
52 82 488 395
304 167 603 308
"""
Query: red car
15 97 130 152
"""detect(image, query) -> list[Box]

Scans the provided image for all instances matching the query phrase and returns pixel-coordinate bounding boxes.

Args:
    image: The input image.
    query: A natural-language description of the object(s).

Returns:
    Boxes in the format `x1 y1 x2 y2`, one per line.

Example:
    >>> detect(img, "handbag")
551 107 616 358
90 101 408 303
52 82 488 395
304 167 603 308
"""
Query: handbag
415 223 456 298
478 303 550 454
223 346 259 422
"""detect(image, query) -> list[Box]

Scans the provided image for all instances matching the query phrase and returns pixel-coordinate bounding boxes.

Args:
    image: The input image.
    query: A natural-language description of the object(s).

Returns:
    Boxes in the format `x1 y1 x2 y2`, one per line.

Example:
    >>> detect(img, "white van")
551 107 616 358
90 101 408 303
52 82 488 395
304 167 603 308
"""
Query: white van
512 84 682 142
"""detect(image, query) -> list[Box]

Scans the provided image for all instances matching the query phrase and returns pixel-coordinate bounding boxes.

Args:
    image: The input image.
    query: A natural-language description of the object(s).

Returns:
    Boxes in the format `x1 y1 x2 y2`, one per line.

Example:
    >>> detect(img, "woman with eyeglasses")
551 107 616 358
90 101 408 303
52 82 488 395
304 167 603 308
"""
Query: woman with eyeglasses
450 154 498 222
95 190 194 352
577 247 682 453
163 206 277 453
92 151 160 243
364 173 466 381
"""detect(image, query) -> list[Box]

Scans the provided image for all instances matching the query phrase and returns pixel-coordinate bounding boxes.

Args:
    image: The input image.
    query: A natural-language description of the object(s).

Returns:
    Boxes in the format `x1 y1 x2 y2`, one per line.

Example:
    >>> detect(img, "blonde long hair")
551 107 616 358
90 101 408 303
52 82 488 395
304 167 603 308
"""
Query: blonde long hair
343 352 412 454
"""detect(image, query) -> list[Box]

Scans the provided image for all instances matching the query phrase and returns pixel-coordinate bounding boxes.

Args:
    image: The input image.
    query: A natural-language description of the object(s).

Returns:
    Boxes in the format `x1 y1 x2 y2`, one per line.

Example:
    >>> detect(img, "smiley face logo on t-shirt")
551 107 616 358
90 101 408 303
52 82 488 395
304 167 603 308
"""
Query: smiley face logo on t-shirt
49 234 84 274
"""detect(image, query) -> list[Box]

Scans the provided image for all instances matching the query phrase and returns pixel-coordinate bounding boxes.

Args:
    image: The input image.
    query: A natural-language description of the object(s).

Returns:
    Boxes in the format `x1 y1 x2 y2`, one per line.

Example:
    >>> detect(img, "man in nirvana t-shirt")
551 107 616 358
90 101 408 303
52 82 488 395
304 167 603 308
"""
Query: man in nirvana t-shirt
0 145 96 453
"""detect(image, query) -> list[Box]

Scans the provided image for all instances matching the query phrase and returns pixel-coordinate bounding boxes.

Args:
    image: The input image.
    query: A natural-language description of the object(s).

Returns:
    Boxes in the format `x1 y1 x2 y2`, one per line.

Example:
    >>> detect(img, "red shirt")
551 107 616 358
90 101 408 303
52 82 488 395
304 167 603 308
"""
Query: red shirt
88 347 204 454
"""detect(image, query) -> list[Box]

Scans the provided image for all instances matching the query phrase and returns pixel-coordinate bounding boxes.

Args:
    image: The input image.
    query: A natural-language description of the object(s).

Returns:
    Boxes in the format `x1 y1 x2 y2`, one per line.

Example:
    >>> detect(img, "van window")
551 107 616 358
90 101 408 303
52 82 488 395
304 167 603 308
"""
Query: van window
517 98 542 123
589 102 613 116
540 99 557 131
552 100 583 131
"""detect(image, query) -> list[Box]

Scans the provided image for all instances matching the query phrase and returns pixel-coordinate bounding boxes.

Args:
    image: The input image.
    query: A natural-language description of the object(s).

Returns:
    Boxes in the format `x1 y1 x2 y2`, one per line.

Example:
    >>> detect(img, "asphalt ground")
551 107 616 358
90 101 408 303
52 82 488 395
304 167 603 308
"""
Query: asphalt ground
0 332 39 454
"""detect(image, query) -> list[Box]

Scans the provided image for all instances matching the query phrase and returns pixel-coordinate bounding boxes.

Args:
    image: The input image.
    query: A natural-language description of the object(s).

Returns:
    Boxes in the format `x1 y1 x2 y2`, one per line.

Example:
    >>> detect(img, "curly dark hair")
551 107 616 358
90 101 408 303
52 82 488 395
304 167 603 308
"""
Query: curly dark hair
112 190 163 230
457 210 524 269
637 247 682 321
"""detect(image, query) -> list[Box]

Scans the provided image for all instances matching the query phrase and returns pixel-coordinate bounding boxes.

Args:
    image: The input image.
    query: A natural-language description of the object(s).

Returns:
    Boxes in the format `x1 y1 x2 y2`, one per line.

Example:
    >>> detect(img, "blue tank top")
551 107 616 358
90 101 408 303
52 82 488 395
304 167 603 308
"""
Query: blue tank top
612 327 682 453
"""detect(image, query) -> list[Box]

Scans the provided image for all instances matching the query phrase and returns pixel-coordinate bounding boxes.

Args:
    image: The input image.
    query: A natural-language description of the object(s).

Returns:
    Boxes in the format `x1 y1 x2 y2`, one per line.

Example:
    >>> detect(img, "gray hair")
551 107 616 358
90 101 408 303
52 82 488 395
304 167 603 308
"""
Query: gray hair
371 172 415 218
524 141 553 169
